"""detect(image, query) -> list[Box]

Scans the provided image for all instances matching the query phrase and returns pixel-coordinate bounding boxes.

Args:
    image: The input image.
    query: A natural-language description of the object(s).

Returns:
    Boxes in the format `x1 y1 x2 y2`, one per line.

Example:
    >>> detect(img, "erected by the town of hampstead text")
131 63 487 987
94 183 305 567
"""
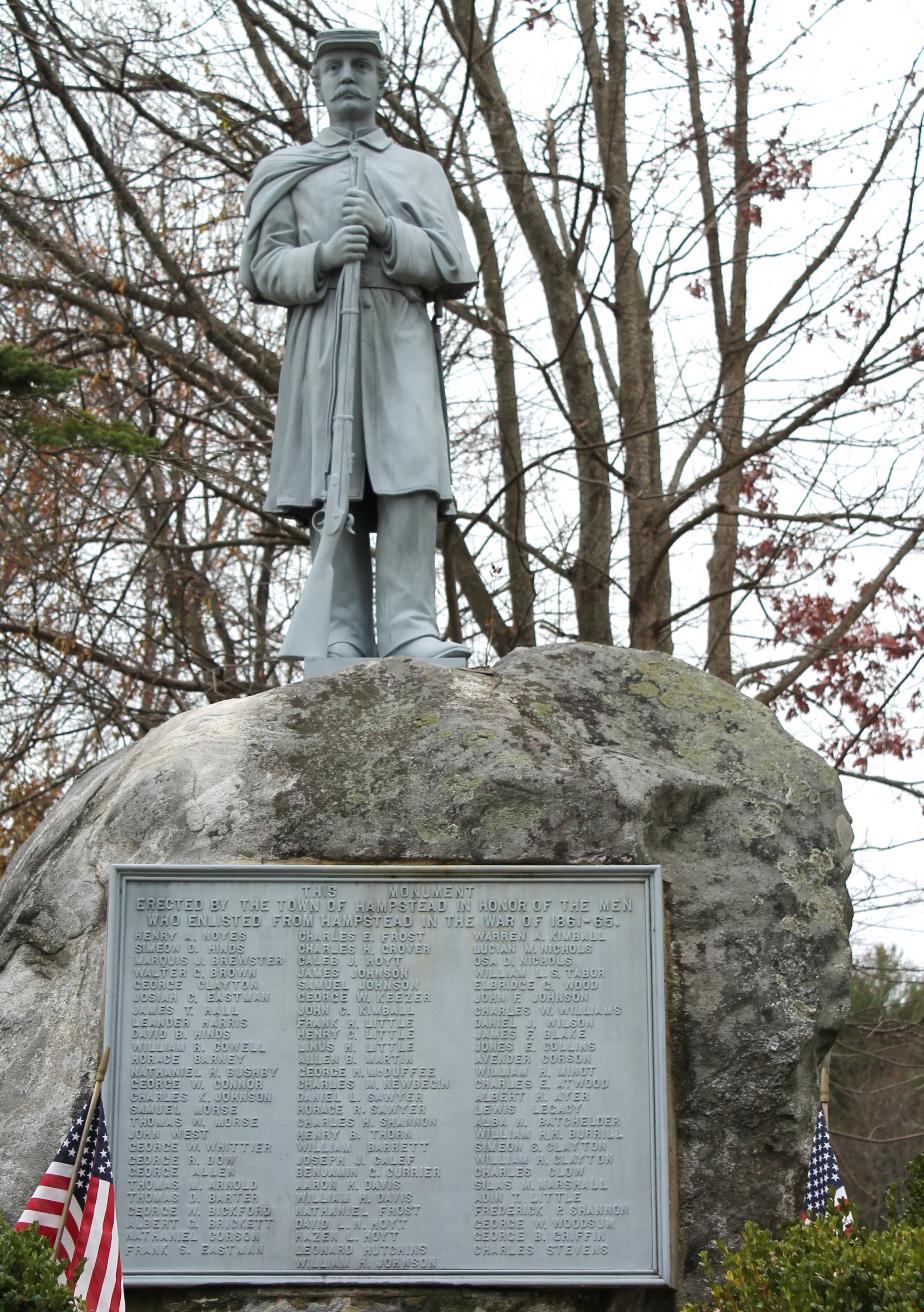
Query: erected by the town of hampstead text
105 864 670 1286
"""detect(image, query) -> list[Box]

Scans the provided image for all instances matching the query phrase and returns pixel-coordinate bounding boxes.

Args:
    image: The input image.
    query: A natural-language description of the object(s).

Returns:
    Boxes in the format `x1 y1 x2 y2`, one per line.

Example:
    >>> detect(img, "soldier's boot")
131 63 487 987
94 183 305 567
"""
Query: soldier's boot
375 492 470 662
309 510 375 658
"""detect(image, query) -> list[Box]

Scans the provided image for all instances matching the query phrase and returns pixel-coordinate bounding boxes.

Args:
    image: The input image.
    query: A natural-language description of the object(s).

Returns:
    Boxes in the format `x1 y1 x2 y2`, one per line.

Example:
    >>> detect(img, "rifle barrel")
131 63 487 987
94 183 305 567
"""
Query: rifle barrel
279 146 366 662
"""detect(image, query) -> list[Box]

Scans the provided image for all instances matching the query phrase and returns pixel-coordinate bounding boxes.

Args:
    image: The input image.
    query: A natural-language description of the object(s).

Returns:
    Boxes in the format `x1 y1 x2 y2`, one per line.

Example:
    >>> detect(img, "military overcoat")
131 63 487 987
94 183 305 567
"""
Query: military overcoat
240 126 478 520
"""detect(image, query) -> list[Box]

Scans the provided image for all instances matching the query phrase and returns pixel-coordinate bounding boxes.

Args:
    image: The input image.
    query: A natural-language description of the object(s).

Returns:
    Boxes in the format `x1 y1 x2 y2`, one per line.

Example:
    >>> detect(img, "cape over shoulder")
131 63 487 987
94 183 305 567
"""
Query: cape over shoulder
239 140 353 298
243 130 393 215
244 140 339 208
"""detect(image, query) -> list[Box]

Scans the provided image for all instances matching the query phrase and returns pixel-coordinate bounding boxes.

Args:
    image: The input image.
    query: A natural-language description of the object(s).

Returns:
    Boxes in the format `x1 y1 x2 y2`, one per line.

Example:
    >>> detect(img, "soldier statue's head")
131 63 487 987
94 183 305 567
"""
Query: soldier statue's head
311 28 387 131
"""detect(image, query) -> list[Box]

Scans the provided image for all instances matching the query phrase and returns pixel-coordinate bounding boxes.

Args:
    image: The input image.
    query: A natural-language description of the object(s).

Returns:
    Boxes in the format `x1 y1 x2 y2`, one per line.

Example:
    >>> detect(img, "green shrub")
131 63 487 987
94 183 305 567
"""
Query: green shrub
0 1218 85 1311
683 1207 924 1311
905 1154 924 1228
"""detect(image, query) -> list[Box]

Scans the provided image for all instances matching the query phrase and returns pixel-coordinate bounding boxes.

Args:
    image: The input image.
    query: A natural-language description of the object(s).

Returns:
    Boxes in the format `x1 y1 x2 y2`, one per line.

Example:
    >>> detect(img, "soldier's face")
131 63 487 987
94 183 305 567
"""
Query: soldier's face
318 49 379 127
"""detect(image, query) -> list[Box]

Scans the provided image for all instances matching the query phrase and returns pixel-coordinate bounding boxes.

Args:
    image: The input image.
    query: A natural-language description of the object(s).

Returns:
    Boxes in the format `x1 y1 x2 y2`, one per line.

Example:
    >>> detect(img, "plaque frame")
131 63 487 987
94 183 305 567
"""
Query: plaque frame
105 863 672 1288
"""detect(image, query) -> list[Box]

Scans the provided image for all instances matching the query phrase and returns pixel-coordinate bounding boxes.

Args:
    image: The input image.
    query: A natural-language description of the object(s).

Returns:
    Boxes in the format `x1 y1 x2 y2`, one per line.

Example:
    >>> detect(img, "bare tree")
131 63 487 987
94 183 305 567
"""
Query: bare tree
2 0 923 861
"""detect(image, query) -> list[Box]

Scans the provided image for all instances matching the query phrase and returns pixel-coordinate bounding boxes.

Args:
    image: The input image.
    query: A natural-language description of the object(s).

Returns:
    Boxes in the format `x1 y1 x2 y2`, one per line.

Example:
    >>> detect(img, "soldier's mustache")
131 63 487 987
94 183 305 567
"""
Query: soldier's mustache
335 86 369 99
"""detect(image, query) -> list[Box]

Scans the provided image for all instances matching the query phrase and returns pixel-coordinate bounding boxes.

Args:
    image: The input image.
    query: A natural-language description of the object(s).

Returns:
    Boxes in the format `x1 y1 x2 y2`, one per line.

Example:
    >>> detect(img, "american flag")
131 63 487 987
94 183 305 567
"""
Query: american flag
802 1106 851 1225
17 1094 125 1312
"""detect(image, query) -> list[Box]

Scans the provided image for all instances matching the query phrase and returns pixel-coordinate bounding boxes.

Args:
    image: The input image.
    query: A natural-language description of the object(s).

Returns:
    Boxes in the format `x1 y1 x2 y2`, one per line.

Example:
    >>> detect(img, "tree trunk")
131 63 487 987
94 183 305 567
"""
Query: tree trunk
455 182 537 646
704 0 751 683
441 0 613 645
578 0 673 652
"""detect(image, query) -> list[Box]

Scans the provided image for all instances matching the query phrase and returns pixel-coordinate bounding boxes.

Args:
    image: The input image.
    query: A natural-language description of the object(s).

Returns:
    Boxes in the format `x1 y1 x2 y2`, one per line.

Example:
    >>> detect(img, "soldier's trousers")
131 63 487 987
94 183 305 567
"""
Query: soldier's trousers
309 491 440 657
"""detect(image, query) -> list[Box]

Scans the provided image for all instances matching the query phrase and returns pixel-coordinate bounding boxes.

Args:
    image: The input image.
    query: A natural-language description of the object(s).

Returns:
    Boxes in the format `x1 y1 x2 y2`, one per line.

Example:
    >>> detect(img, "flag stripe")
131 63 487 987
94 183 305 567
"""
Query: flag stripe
18 1197 64 1219
38 1164 74 1185
84 1195 117 1310
57 1225 77 1262
17 1194 81 1246
94 1212 123 1312
15 1214 58 1241
74 1179 109 1303
62 1198 83 1251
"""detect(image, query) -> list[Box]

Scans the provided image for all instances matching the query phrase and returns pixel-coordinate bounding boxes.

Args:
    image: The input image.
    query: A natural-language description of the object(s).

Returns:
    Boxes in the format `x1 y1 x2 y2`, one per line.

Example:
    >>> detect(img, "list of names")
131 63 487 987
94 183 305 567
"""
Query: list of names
108 867 668 1285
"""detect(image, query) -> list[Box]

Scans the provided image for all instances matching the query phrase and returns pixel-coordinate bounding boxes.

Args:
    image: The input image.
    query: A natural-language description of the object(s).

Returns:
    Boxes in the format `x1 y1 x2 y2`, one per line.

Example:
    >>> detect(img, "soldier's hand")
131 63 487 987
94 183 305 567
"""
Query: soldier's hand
318 224 369 271
341 188 389 245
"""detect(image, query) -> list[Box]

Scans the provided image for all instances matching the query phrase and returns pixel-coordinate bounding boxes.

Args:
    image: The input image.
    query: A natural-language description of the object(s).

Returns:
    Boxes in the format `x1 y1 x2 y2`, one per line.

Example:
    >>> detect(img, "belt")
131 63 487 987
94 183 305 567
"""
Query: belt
323 260 423 301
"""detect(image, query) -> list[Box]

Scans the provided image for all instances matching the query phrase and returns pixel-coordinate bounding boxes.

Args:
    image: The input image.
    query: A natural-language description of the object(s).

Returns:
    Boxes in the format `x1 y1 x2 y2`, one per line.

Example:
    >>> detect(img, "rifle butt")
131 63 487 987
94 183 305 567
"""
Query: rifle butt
279 543 336 659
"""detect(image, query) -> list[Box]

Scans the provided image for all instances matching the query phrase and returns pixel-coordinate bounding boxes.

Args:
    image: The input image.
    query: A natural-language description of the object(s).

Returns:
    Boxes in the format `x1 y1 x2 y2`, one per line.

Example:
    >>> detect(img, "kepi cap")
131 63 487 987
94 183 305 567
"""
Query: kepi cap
314 28 384 60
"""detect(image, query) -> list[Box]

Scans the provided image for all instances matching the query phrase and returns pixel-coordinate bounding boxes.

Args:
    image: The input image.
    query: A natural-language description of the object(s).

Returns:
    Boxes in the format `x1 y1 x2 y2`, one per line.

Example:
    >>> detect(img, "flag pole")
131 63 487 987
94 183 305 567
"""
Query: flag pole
820 1054 831 1123
52 1046 110 1261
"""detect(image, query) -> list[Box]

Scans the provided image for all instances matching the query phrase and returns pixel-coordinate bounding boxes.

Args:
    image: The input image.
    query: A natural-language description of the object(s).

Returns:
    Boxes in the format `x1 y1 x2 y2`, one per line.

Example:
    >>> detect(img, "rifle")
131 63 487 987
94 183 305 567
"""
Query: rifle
280 145 365 660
